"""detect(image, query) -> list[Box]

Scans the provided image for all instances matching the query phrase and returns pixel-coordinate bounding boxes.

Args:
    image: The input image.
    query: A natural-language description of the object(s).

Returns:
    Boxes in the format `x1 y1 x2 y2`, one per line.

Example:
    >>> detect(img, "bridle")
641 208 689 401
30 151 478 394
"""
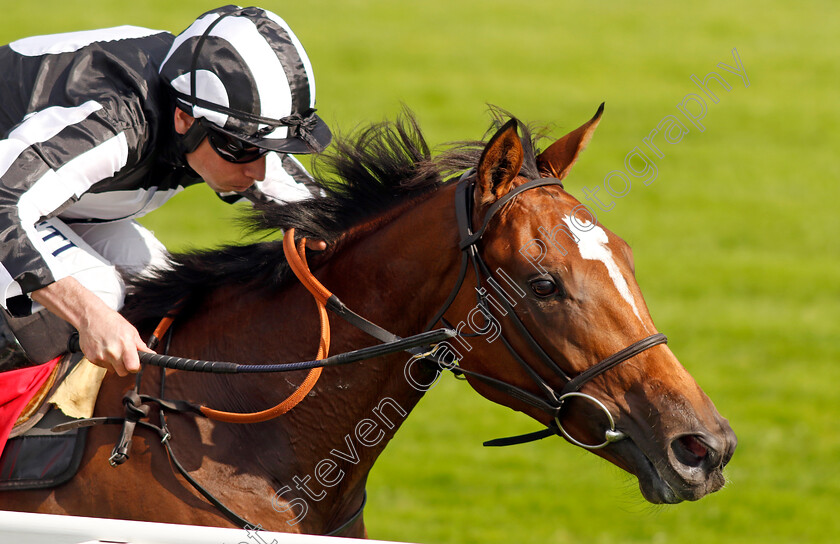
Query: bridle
53 167 668 533
424 170 668 449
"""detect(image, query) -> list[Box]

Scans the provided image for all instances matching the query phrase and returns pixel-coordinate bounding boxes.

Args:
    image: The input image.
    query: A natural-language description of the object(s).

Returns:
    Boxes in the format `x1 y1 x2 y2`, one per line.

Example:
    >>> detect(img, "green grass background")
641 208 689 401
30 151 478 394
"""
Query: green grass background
3 1 837 542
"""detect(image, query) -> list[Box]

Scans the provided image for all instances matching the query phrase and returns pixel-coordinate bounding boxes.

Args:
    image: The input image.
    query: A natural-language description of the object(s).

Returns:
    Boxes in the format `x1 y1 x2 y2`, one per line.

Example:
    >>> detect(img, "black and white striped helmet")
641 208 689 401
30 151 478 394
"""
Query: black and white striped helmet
160 5 330 154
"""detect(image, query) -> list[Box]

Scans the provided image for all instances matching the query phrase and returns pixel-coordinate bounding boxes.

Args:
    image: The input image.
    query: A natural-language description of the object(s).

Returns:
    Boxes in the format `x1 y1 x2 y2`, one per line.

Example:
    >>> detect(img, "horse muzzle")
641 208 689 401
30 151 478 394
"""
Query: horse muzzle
612 414 737 504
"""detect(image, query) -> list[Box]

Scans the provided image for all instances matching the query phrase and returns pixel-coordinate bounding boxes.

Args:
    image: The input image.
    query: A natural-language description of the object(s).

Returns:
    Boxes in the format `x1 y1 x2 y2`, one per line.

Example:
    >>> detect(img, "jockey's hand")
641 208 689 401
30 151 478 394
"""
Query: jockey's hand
76 306 151 376
30 277 153 376
305 239 327 251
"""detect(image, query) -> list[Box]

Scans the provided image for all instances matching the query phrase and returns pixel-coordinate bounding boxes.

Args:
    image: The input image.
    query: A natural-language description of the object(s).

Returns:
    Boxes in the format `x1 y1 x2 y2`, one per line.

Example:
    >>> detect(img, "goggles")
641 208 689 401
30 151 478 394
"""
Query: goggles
205 126 269 164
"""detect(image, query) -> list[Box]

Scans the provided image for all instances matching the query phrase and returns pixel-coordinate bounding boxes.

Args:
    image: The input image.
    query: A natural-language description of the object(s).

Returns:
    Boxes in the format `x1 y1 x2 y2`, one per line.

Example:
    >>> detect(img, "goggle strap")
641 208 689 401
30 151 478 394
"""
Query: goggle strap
180 119 208 154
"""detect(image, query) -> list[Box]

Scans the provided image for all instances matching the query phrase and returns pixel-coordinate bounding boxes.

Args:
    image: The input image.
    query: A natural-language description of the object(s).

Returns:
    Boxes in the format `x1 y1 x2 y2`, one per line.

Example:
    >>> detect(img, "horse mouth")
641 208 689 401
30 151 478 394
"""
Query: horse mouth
612 435 728 504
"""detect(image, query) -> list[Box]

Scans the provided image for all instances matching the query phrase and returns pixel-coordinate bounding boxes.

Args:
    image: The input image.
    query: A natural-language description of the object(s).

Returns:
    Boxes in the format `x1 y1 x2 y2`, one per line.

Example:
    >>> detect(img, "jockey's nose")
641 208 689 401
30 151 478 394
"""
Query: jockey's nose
243 155 267 182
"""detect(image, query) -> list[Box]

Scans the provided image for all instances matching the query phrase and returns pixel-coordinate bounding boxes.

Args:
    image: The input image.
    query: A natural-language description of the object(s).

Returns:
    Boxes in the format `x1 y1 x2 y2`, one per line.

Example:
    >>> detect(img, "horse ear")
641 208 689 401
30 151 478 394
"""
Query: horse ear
475 119 524 205
536 103 604 180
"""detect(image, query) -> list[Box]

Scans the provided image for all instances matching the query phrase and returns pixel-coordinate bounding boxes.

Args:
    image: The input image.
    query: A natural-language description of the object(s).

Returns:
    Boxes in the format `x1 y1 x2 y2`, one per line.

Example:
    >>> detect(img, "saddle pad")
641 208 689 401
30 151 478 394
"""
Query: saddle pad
49 357 107 419
0 407 87 490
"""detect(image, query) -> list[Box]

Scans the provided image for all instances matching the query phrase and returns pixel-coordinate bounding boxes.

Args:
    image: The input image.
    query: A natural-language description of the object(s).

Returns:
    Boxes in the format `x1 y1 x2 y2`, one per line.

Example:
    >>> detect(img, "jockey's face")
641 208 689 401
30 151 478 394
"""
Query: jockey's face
173 109 267 194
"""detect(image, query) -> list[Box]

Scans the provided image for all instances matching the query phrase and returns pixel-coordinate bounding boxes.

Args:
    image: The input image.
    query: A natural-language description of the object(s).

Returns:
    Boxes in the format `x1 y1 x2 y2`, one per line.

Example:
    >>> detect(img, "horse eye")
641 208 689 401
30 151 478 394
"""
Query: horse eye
530 278 558 298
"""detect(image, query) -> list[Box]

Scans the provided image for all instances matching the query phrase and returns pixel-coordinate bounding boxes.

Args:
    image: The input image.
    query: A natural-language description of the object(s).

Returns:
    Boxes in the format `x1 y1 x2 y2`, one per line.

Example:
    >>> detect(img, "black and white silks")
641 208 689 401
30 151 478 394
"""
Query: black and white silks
0 14 321 317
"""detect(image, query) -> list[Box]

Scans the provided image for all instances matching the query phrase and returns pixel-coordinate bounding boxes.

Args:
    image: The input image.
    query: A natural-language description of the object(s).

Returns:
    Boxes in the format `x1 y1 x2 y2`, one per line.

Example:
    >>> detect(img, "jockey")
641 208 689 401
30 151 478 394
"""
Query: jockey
0 6 330 376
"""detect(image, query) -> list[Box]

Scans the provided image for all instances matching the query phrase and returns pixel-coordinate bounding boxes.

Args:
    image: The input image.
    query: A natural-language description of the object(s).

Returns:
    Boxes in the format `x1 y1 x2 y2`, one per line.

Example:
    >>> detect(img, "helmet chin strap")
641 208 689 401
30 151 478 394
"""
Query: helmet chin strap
178 118 208 155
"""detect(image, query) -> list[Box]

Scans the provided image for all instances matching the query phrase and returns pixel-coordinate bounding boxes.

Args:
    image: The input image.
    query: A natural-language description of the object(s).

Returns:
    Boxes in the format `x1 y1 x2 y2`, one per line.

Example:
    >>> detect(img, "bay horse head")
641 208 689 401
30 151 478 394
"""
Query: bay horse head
433 104 737 503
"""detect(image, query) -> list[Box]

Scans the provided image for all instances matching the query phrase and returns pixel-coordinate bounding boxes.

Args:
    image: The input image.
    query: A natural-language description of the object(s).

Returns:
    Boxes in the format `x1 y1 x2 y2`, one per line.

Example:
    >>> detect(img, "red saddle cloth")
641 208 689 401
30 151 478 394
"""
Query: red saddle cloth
0 358 60 456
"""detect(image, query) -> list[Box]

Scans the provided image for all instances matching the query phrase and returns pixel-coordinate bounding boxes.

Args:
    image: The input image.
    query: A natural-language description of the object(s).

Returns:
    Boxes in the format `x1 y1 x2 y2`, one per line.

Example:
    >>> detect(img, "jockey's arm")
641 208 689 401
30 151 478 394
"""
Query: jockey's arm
29 277 151 376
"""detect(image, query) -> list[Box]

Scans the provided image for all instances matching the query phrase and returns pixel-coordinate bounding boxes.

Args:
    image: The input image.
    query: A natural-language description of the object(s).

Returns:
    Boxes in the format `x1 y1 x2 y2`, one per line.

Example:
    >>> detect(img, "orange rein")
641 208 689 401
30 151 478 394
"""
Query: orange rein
153 229 329 423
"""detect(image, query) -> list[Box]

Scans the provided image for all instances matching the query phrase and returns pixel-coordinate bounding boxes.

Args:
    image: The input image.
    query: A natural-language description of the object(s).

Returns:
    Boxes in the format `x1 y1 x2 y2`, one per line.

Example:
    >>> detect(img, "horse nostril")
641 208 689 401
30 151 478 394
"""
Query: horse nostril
672 435 711 469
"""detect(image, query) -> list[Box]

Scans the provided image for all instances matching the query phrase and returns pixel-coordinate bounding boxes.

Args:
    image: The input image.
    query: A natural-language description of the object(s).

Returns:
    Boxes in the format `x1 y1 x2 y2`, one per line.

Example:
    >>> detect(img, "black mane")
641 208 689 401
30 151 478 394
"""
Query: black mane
122 109 542 331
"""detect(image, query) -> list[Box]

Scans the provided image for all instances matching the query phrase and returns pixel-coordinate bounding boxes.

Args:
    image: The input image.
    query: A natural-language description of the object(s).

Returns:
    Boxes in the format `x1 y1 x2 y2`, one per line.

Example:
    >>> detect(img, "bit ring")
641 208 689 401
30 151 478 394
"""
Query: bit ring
554 392 627 450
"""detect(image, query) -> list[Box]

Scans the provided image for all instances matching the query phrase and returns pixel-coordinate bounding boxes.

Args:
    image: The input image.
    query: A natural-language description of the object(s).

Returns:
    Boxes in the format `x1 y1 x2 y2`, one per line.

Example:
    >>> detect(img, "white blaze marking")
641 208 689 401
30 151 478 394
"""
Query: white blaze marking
562 216 644 324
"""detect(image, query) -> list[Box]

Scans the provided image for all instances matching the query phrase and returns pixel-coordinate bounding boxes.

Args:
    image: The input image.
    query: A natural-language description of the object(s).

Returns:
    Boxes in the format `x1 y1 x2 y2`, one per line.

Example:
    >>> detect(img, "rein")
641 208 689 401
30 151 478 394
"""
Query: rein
54 227 453 535
199 235 326 422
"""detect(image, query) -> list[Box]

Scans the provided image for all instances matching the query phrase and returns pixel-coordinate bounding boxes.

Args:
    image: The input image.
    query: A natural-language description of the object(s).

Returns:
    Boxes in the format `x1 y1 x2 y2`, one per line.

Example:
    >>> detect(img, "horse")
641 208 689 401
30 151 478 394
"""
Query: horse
0 106 736 537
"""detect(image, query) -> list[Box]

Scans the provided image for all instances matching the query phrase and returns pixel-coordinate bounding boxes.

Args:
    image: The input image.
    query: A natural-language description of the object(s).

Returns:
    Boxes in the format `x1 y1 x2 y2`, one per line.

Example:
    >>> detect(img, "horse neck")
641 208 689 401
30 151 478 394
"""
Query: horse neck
163 183 463 520
318 182 462 337
275 180 464 441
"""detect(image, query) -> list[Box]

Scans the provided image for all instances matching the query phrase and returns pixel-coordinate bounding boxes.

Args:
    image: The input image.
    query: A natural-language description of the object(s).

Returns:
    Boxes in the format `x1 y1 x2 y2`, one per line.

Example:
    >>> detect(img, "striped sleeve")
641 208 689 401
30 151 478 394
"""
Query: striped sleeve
0 100 134 312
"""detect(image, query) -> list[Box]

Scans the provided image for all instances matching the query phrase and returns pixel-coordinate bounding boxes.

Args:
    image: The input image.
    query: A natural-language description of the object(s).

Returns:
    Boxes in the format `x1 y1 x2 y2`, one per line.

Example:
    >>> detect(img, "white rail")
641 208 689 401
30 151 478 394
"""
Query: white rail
0 510 410 544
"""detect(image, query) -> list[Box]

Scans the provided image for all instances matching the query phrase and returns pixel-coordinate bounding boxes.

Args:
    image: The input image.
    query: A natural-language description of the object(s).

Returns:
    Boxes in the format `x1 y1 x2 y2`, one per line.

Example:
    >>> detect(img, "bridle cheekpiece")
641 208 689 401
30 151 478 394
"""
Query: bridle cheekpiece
426 169 668 450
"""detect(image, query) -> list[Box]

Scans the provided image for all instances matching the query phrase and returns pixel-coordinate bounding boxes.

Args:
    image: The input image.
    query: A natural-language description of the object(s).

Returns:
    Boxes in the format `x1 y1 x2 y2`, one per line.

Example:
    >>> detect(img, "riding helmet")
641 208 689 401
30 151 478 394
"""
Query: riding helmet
159 5 331 154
